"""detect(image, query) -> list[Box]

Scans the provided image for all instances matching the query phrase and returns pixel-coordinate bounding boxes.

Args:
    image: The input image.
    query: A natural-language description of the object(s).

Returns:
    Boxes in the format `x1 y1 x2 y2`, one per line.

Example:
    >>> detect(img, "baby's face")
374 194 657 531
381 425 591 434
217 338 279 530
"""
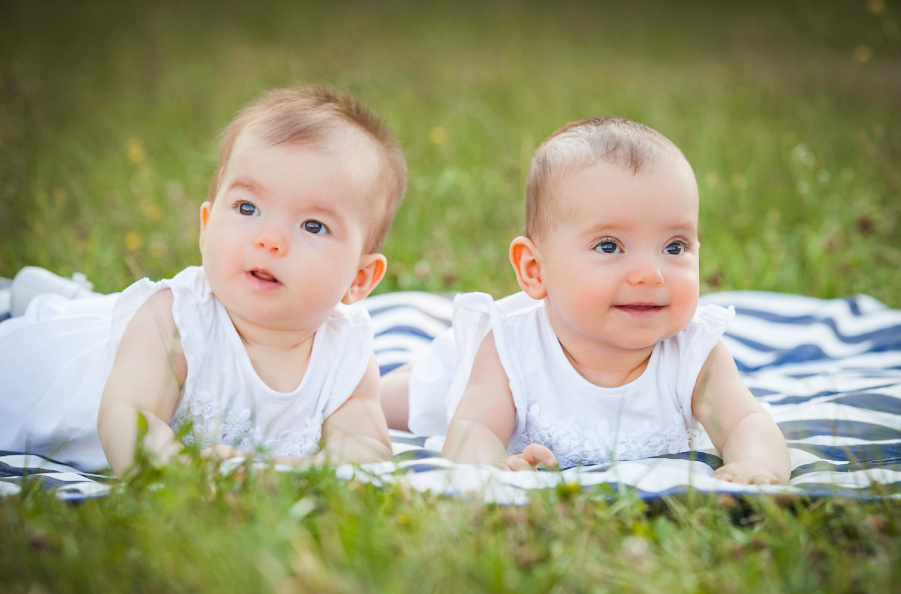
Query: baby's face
199 134 376 331
537 157 700 352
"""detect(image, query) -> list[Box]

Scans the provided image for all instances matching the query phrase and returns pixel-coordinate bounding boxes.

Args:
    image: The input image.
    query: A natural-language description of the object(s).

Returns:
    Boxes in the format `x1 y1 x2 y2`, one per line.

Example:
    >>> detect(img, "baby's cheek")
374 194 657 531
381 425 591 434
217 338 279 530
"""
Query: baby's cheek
571 280 616 329
672 273 700 324
306 253 358 302
200 248 228 292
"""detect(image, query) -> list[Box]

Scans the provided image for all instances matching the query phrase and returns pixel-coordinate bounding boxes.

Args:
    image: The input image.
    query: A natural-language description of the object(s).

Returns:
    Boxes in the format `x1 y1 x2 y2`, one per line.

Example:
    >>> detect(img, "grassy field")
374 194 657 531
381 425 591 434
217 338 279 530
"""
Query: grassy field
1 0 900 592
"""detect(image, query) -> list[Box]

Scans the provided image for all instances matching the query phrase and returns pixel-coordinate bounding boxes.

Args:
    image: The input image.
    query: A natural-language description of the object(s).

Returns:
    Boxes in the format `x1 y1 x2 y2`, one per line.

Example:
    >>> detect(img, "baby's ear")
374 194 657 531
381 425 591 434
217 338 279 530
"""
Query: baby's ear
342 253 387 305
199 202 212 250
509 236 547 300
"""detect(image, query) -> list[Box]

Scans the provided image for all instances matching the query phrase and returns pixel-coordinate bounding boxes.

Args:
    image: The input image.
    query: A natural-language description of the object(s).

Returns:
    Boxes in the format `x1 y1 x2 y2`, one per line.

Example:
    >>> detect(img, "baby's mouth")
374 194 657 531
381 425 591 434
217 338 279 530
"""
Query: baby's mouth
249 269 280 284
614 303 665 315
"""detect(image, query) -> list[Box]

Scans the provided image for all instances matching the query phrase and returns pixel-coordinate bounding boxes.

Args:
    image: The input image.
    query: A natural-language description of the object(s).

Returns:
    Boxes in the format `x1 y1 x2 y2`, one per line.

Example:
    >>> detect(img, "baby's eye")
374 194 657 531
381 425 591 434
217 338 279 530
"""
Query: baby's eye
302 220 329 235
594 241 621 254
664 242 686 255
236 202 259 217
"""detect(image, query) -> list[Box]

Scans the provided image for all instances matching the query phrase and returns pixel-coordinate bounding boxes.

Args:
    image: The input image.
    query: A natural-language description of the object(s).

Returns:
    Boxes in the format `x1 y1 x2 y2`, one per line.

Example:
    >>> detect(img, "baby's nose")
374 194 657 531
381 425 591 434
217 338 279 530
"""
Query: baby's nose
254 228 288 254
626 257 664 286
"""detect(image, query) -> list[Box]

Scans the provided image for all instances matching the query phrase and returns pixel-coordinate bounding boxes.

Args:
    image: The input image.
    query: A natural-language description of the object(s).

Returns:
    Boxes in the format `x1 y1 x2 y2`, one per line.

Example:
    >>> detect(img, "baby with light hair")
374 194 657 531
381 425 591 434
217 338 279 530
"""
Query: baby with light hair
0 86 405 475
382 116 790 484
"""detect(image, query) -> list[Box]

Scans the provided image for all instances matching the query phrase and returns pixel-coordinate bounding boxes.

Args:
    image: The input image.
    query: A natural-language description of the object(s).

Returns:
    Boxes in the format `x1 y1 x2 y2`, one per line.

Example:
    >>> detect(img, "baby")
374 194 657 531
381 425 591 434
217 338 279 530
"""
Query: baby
0 87 406 476
382 117 790 484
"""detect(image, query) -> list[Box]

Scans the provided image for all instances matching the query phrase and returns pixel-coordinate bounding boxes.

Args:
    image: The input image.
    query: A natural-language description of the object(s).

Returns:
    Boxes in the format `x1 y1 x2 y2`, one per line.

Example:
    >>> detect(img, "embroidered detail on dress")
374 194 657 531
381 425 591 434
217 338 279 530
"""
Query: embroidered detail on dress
509 404 689 467
222 409 255 451
170 393 322 458
171 390 221 448
266 414 323 458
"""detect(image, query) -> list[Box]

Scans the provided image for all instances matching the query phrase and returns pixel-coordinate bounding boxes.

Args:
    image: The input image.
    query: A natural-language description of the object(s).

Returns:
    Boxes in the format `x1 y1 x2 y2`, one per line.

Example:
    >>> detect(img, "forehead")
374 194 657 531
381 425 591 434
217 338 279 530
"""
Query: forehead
222 127 382 214
549 157 699 236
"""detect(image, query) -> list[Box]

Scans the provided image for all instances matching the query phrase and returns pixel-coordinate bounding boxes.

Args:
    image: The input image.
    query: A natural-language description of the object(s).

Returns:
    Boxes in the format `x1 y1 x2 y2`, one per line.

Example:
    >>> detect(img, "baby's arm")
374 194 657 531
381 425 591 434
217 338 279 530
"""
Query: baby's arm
275 353 392 466
692 340 791 484
97 290 187 476
442 332 556 470
379 361 412 431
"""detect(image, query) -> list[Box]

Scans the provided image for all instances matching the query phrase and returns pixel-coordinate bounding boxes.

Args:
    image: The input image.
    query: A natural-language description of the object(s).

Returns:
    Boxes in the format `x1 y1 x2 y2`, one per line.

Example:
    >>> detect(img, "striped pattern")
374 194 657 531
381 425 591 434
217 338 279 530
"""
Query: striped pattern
3 290 900 503
0 452 115 500
366 291 454 376
348 291 901 503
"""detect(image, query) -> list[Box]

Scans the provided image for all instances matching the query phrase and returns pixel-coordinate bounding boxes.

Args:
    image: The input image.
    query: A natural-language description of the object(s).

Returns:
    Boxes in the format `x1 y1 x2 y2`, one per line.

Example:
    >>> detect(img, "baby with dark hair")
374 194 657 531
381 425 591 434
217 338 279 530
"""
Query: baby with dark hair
382 117 790 484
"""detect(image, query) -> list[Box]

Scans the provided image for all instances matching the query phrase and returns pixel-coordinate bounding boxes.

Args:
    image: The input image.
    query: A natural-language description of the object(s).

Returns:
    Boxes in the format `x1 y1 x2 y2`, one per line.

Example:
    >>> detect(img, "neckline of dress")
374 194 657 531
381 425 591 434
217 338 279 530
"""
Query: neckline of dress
537 302 661 396
218 299 323 399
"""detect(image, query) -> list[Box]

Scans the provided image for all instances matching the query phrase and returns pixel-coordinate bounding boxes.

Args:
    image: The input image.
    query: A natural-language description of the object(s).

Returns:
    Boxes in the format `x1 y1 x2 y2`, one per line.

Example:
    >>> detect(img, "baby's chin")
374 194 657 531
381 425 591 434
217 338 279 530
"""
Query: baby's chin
233 308 327 333
594 329 679 352
606 339 662 352
216 295 317 330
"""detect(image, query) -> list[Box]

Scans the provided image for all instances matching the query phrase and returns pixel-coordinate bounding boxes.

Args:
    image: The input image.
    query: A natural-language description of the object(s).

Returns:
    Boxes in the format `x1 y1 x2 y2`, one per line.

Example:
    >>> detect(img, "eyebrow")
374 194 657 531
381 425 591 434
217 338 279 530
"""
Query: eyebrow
584 221 697 236
303 204 343 222
225 179 267 197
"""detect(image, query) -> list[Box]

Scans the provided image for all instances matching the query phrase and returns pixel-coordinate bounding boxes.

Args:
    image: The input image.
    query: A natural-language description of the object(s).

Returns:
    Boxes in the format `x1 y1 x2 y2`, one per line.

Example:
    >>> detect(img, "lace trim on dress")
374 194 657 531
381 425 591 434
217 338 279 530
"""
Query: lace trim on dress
509 405 689 468
171 390 221 449
170 391 323 458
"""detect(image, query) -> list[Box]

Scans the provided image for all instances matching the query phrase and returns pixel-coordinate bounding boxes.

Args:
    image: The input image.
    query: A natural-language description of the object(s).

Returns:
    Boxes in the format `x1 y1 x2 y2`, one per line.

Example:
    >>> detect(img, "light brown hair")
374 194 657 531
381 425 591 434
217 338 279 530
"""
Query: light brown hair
209 86 407 252
524 116 686 240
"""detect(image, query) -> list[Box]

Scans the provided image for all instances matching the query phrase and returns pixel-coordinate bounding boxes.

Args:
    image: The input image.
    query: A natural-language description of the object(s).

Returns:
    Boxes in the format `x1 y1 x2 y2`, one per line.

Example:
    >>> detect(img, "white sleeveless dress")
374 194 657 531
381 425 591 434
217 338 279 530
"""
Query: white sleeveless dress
0 267 372 471
408 292 735 467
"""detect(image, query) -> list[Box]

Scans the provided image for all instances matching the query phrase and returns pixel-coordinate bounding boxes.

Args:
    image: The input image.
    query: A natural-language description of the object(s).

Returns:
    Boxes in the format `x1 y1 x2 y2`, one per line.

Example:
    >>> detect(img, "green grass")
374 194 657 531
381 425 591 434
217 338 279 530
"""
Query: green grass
1 1 900 592
3 455 901 594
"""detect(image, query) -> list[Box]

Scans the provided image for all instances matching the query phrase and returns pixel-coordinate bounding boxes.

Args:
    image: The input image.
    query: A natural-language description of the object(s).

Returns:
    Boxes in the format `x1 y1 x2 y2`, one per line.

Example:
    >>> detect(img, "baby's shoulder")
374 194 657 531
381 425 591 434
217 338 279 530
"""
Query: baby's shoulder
668 304 735 351
123 287 177 336
329 300 372 328
658 304 735 397
169 266 213 302
312 302 373 374
115 266 210 332
116 287 187 379
690 303 735 328
142 286 175 310
454 291 544 322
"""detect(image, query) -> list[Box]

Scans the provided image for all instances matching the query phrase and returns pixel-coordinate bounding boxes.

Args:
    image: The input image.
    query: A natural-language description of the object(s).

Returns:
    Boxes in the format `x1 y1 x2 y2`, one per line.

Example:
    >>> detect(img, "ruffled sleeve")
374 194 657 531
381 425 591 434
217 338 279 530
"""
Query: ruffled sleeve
109 266 213 399
443 292 538 438
671 304 736 427
443 293 496 426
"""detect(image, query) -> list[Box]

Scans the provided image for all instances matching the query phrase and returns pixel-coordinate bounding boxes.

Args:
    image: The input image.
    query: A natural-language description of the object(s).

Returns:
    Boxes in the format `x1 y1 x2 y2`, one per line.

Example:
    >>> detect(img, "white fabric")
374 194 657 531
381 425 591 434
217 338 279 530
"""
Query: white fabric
6 290 901 504
0 266 371 471
408 291 734 467
406 327 456 436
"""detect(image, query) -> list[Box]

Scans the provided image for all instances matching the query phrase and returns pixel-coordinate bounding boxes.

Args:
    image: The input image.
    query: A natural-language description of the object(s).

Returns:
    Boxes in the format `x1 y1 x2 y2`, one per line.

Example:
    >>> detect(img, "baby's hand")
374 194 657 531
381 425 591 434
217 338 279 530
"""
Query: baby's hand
201 444 252 461
495 443 558 471
712 461 787 485
140 426 183 466
271 455 311 467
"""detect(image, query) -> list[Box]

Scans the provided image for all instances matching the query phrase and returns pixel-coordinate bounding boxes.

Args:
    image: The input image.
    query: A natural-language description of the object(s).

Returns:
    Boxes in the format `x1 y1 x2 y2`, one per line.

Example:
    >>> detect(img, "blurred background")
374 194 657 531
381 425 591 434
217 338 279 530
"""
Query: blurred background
1 0 898 305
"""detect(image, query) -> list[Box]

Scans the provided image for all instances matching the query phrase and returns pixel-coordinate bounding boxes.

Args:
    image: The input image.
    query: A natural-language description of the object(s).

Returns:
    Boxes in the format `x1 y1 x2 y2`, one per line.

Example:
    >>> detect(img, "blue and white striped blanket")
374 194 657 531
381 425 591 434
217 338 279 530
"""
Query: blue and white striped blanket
3 291 900 503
